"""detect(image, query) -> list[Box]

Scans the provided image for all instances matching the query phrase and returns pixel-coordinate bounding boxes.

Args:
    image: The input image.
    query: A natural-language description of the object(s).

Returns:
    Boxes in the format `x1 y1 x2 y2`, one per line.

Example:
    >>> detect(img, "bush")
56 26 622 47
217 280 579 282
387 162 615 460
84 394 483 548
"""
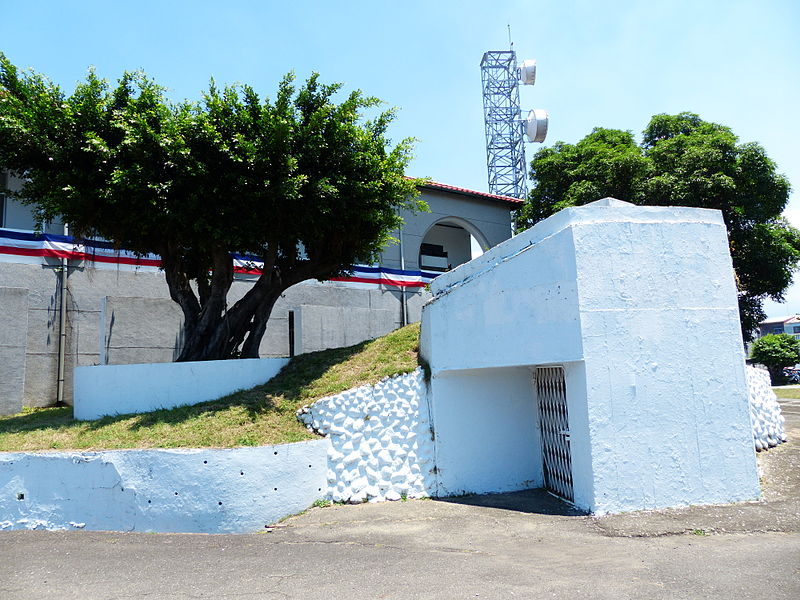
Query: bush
750 333 800 384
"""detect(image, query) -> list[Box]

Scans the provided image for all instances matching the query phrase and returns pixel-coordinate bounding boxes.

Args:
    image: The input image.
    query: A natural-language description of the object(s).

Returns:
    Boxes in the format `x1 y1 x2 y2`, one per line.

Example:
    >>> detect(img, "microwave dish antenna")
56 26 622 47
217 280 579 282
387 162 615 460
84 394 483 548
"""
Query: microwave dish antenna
525 108 549 143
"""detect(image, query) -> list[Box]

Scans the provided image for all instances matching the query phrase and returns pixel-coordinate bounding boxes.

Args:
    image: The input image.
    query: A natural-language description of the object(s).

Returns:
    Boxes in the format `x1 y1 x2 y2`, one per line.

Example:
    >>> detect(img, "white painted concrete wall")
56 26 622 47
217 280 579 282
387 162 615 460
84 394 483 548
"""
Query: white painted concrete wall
421 198 760 514
0 440 328 533
297 369 436 502
73 357 289 420
430 367 542 496
572 204 758 513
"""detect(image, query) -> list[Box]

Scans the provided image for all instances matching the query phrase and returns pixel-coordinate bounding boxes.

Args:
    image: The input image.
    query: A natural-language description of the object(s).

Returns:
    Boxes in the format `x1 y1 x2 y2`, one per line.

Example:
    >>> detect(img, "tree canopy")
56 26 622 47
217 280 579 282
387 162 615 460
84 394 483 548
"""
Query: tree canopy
750 333 800 384
516 112 800 341
0 54 424 360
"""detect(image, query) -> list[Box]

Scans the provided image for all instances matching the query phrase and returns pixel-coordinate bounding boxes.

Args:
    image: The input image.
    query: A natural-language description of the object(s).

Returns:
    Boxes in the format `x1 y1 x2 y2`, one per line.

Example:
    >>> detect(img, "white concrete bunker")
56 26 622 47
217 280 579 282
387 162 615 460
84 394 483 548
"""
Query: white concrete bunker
421 198 760 514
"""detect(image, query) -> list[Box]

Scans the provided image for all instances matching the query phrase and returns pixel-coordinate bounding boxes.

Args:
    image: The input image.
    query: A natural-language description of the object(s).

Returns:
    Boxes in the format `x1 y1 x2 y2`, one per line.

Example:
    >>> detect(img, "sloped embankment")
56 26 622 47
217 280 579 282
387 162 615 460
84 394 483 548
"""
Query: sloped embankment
0 323 421 452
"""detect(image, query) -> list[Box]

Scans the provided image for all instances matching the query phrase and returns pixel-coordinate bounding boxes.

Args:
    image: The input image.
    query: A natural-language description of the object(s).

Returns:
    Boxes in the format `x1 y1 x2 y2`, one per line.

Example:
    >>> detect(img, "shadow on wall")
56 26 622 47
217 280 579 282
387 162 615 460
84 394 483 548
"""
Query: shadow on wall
435 488 587 516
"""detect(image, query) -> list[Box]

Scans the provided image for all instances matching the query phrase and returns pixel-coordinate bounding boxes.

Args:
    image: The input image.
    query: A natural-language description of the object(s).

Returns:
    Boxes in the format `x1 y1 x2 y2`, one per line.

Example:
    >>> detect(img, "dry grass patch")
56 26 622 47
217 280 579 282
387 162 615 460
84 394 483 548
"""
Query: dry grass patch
773 387 800 399
0 323 421 452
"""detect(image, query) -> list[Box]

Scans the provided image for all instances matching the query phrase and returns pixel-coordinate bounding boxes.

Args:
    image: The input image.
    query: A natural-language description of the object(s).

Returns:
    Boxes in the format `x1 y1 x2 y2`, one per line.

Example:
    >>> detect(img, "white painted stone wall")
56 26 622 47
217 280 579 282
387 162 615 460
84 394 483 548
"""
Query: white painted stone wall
297 368 436 503
74 357 289 420
0 440 328 533
747 365 788 451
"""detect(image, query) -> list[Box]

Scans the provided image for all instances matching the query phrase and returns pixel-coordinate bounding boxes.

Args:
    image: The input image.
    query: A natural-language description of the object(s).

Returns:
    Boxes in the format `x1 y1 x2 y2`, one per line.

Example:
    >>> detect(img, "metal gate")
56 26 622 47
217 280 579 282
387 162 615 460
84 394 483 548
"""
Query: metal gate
535 366 574 502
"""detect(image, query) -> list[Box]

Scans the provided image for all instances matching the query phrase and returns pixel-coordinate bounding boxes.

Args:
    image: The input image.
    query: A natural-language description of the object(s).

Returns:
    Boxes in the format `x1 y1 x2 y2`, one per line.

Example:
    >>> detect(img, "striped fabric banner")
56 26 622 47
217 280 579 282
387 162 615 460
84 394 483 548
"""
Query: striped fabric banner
0 228 438 289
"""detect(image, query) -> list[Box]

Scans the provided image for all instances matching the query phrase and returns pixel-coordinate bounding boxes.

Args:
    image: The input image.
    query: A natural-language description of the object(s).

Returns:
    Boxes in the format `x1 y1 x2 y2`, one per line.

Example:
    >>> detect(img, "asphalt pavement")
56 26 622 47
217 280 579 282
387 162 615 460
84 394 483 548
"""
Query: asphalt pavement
1 400 798 599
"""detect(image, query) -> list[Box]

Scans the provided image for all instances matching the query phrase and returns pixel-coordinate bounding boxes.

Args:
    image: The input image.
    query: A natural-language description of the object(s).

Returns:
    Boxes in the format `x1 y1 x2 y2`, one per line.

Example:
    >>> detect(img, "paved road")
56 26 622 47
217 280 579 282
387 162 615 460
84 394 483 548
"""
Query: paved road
1 402 798 600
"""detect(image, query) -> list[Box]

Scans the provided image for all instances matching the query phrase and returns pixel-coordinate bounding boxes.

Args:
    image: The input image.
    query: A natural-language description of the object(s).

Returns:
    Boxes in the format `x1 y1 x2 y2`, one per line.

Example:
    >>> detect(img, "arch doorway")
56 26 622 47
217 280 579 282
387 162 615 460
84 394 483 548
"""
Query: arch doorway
418 218 490 273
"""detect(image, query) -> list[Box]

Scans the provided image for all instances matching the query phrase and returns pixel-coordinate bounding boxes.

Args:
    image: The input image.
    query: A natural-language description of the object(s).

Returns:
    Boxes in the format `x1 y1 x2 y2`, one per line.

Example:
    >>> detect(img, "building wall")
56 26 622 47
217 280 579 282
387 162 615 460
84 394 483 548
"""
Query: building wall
0 184 514 414
386 189 514 271
0 287 29 415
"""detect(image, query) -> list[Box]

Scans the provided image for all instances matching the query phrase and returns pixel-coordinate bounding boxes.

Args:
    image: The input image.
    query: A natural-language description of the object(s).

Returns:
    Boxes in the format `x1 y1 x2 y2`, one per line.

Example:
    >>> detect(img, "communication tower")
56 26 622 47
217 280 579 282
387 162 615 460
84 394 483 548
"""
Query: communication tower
480 49 548 199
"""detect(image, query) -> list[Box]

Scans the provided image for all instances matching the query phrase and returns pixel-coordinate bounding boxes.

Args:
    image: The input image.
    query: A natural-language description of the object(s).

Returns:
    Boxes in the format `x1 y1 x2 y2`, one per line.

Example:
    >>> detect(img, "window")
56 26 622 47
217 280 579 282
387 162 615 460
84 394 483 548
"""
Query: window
793 326 800 333
773 327 784 334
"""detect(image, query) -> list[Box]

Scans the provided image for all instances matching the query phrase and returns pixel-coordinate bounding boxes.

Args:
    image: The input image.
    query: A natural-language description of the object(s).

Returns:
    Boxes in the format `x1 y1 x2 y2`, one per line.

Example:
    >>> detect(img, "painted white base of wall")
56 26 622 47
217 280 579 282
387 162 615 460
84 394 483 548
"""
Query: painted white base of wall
297 369 436 503
0 440 328 533
73 357 290 420
747 366 788 451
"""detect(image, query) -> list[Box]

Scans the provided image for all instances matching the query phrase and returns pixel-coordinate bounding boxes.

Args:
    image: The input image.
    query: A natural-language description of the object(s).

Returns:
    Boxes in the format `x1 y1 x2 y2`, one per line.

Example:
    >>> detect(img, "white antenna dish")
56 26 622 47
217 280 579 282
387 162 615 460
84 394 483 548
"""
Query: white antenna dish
525 109 549 143
518 59 537 85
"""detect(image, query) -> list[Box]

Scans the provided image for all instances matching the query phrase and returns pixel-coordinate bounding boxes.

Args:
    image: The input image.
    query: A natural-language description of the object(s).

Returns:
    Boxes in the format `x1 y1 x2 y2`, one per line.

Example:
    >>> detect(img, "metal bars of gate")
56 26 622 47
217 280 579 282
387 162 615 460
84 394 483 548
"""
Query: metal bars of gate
535 366 574 502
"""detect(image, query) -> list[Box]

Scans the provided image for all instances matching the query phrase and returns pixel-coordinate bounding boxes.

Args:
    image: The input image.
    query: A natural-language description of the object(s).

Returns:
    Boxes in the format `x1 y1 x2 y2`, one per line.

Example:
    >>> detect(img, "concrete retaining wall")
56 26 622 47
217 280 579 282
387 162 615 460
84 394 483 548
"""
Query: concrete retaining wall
0 440 329 533
73 357 290 420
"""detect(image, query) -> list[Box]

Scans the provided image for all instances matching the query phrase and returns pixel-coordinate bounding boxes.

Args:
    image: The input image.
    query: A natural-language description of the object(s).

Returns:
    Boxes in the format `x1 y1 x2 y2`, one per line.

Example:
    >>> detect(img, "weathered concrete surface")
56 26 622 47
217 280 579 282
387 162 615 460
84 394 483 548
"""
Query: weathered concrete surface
422 200 759 513
0 441 328 533
1 402 797 599
0 287 28 415
0 183 509 412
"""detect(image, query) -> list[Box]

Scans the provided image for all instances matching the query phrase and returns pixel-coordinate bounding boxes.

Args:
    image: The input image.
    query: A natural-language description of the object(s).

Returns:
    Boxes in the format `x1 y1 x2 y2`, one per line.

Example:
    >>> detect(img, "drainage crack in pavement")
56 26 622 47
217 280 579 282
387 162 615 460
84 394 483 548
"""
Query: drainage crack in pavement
591 520 798 538
287 515 445 529
273 538 414 552
273 537 491 555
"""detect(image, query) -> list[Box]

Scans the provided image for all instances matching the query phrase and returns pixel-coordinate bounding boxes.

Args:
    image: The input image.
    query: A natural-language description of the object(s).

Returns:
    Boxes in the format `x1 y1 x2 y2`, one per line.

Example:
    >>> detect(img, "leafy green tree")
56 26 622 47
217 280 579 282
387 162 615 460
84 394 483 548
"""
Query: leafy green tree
750 333 800 384
0 54 423 361
517 112 800 341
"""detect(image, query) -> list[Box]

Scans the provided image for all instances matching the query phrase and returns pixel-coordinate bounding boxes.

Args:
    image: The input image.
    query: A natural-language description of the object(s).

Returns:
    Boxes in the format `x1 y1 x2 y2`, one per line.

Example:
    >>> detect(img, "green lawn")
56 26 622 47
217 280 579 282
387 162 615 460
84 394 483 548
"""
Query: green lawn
0 322 421 452
773 387 800 399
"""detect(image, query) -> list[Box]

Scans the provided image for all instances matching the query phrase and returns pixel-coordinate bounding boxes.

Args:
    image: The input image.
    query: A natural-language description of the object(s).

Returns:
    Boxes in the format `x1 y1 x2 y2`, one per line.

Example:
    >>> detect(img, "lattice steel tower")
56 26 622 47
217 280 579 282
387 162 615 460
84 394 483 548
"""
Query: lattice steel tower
481 50 548 199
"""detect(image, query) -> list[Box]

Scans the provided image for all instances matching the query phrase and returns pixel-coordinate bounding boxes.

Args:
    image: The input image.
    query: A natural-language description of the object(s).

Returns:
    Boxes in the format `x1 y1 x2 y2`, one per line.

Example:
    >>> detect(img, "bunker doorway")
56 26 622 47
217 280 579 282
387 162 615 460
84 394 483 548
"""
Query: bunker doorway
534 366 574 502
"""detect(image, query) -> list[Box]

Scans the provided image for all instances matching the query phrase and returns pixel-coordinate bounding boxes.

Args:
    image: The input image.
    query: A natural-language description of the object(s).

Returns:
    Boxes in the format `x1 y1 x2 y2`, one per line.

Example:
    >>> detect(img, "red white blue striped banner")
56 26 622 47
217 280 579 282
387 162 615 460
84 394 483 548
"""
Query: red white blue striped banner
0 228 438 289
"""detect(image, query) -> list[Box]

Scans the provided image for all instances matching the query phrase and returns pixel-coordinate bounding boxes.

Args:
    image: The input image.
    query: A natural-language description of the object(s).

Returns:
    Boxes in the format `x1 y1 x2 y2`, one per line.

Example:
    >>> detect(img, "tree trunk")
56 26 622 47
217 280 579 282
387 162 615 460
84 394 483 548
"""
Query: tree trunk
161 244 292 362
162 242 338 362
767 365 786 386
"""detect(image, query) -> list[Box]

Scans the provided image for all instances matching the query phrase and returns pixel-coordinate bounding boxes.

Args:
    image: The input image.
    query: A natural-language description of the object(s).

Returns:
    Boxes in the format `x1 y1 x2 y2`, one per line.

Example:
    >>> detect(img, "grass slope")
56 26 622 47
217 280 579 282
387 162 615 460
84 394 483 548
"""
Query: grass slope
0 322 420 452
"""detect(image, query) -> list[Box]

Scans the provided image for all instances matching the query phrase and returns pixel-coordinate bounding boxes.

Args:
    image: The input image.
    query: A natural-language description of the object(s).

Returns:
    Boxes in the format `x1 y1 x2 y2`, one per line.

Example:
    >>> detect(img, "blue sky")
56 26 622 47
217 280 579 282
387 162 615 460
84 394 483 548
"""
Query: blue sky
2 0 799 315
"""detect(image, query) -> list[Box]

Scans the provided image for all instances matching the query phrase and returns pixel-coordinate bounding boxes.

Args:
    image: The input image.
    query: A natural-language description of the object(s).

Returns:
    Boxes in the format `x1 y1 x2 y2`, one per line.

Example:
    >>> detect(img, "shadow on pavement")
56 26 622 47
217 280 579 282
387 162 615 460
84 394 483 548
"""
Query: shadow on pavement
435 488 587 516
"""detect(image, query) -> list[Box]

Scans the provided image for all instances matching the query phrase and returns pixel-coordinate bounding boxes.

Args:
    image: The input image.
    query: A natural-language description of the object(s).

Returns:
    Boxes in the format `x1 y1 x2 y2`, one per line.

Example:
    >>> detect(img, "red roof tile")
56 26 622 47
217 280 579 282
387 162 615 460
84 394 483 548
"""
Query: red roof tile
410 179 524 206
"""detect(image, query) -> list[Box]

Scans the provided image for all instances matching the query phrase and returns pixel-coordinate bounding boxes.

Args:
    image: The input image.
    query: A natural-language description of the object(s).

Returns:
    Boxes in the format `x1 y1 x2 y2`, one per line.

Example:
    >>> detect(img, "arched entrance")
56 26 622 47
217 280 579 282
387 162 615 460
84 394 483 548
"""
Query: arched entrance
418 217 491 273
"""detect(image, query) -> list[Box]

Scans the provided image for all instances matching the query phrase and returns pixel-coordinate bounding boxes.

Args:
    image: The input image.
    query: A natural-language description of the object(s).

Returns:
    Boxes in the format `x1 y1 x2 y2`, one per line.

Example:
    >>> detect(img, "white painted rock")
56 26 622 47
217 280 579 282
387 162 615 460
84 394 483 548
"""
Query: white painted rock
747 366 788 451
296 368 434 503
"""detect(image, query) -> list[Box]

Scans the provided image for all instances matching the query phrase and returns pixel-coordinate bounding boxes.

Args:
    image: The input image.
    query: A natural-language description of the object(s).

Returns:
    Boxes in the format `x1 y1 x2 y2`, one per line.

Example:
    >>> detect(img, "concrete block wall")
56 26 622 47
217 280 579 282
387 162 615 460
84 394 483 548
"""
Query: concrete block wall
100 296 184 365
0 184 515 414
0 287 29 414
0 260 432 413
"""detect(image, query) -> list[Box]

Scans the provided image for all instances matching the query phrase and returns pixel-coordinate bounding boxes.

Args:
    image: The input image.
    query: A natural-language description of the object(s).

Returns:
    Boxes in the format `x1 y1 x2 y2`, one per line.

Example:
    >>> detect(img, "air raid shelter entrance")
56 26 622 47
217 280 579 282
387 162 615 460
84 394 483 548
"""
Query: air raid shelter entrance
421 198 760 514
